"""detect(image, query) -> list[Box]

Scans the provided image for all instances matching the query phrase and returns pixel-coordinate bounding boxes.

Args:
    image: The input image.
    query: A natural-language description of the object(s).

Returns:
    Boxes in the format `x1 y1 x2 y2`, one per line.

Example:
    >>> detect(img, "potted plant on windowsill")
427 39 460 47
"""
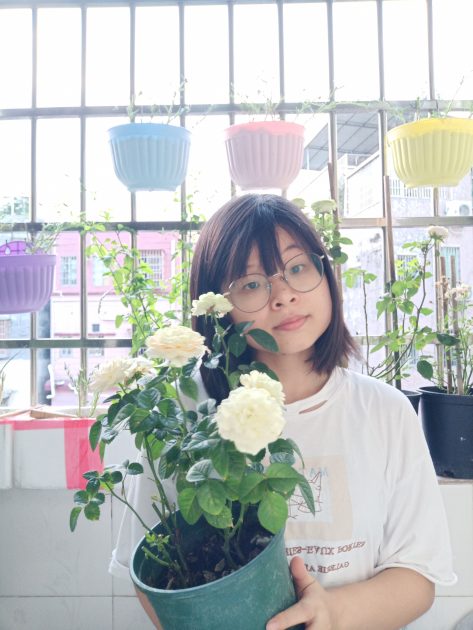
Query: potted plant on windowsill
108 89 191 193
223 90 311 191
0 220 65 315
70 293 313 629
416 249 473 479
386 97 473 188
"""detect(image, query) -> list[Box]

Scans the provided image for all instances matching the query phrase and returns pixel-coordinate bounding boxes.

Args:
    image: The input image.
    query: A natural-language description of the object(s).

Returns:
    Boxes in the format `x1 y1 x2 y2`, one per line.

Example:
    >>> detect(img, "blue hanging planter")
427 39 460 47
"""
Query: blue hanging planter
108 123 191 192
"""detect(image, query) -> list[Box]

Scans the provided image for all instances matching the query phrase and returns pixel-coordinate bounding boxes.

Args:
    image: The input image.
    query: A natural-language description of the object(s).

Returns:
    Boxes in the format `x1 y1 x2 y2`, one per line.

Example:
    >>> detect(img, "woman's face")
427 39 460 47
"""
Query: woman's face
224 228 332 363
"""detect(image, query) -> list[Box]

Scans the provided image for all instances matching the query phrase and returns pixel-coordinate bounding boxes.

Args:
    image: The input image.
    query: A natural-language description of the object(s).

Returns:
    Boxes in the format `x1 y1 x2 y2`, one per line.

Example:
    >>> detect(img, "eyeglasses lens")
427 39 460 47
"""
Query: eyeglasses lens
228 253 324 313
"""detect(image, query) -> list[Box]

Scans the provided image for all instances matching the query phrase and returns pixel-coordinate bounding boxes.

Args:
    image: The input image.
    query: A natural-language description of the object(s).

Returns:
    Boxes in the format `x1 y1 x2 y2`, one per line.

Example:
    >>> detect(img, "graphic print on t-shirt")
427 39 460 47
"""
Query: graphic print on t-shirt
286 455 353 541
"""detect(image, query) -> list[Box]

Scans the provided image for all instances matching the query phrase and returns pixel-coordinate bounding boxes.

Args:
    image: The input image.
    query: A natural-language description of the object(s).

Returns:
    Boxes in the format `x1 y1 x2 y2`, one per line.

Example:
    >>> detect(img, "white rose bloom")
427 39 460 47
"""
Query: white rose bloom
445 283 471 300
89 358 129 393
123 356 156 381
191 292 233 317
311 199 337 214
215 387 285 455
145 326 207 367
428 225 449 240
240 370 285 406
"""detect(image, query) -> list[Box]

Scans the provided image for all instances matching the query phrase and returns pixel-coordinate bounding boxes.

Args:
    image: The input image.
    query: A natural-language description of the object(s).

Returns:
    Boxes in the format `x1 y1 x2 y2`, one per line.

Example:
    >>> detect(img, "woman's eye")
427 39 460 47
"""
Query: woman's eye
242 280 260 291
289 264 305 275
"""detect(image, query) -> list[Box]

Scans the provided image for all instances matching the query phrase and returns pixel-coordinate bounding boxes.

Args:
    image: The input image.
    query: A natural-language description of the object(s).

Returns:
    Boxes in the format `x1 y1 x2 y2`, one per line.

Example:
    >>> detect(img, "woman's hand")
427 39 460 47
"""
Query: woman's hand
266 556 337 630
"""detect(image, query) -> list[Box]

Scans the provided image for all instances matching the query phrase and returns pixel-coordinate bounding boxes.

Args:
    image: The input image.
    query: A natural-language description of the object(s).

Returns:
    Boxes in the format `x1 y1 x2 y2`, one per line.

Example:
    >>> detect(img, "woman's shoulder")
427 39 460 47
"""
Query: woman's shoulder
340 368 415 414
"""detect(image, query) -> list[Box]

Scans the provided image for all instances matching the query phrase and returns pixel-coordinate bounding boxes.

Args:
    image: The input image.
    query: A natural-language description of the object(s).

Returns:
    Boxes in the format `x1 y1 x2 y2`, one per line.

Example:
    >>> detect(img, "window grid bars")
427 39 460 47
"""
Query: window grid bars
0 0 472 406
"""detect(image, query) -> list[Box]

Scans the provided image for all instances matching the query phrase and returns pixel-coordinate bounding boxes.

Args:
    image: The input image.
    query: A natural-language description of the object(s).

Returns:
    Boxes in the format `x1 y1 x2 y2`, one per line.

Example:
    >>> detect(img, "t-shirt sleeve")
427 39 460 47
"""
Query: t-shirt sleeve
374 396 457 586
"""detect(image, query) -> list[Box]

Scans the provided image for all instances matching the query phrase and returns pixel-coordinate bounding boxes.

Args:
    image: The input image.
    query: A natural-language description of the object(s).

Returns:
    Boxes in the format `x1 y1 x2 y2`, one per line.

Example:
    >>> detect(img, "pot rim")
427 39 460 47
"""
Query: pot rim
419 385 473 402
387 116 473 143
224 120 305 139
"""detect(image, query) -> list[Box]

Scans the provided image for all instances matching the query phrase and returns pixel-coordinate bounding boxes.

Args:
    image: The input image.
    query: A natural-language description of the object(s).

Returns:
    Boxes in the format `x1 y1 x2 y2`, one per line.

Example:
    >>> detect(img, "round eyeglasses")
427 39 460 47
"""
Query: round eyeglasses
227 252 325 313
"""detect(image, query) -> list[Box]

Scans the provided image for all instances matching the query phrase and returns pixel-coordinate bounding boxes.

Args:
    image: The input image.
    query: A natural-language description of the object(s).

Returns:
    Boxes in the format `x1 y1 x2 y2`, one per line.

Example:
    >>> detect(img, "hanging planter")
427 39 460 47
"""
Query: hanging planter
131 508 301 630
420 386 473 479
0 241 56 315
386 117 473 187
108 123 191 192
224 120 305 190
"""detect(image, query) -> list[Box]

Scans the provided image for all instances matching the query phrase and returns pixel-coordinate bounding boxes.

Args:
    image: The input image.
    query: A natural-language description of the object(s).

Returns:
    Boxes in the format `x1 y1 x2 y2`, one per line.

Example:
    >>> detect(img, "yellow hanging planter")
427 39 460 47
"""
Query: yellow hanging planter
386 117 473 187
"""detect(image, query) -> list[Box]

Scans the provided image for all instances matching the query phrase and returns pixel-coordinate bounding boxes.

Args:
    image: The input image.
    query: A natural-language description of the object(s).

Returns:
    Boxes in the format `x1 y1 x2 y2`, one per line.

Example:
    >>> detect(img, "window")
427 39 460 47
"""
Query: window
61 256 78 285
91 323 100 333
140 249 164 283
92 257 107 286
1 0 472 405
440 246 461 283
60 347 73 357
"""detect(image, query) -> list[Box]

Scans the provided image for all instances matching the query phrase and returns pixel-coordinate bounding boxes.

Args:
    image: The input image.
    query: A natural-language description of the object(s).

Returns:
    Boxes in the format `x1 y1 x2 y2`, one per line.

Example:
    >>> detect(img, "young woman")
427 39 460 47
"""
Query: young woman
110 193 455 629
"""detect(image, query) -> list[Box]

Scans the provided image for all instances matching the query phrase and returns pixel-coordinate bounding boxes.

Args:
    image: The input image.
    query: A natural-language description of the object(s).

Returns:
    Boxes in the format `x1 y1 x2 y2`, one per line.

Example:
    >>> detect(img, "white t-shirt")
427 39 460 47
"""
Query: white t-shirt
109 367 456 588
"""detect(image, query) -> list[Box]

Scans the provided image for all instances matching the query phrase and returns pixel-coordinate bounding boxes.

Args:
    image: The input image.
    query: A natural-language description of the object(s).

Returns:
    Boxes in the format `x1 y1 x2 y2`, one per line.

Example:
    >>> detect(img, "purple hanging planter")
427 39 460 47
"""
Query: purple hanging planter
0 241 56 314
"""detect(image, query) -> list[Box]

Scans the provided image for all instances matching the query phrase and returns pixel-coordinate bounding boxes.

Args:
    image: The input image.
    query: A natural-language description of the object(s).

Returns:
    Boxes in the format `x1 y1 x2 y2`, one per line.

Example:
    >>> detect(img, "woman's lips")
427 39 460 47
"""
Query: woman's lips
274 316 308 331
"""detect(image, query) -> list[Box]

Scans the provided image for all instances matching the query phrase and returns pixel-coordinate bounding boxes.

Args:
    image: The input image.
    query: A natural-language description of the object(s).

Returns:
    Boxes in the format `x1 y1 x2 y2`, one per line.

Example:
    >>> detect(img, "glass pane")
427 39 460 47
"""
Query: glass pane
37 8 81 107
86 7 129 106
186 115 232 216
338 113 382 218
0 10 31 108
0 348 30 408
438 172 473 218
185 6 228 104
433 0 473 100
0 121 31 213
86 229 132 342
333 1 379 100
283 3 329 102
233 4 279 103
287 112 331 201
341 228 385 339
37 232 81 340
85 117 131 221
383 0 429 101
136 191 181 222
135 7 180 105
36 119 81 221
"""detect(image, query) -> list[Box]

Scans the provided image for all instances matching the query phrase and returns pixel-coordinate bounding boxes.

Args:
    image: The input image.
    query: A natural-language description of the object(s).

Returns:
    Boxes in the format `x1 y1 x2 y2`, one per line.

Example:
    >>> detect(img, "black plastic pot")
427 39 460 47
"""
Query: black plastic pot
402 390 421 414
420 386 473 479
131 509 302 630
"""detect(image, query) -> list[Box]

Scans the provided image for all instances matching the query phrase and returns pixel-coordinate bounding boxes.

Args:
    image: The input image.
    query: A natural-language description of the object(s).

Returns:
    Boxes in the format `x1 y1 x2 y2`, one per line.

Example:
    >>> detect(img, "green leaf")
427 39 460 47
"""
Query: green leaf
204 505 233 529
239 472 266 503
197 398 217 416
86 478 100 493
233 321 254 335
266 463 301 493
211 441 229 477
417 359 434 380
247 329 279 352
257 492 288 534
178 488 202 525
297 475 315 515
73 490 89 505
84 502 100 521
197 480 227 515
186 459 214 482
436 333 458 347
179 376 198 401
89 420 102 451
269 452 295 465
69 507 82 532
228 333 247 358
285 438 305 467
228 370 242 390
137 389 160 409
128 408 152 433
127 462 144 475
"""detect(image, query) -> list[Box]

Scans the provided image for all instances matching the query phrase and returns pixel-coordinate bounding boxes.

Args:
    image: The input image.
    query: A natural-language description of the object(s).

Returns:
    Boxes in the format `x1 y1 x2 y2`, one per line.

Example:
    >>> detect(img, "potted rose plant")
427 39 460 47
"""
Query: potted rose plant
108 88 191 193
417 254 473 478
70 293 313 630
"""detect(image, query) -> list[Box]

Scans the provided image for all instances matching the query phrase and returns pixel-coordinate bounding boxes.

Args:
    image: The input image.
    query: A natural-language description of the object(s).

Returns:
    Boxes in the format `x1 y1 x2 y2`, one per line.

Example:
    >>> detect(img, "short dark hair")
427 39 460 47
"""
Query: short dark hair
190 193 357 403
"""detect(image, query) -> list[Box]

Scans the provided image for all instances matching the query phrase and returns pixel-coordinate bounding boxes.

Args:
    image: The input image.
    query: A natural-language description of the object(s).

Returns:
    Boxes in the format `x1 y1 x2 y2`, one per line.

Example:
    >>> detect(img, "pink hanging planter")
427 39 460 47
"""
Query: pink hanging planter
0 241 56 314
224 120 305 190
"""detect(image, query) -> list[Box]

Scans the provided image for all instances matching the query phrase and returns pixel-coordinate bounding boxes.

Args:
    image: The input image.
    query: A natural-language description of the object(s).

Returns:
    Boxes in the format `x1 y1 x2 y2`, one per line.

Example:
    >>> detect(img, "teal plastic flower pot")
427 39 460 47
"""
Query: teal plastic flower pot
131 510 302 630
420 386 473 479
108 123 191 192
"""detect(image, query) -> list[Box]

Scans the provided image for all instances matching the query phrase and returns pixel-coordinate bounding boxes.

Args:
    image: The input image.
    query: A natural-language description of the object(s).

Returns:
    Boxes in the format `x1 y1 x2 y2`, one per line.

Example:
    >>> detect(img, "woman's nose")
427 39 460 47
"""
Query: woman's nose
269 275 298 308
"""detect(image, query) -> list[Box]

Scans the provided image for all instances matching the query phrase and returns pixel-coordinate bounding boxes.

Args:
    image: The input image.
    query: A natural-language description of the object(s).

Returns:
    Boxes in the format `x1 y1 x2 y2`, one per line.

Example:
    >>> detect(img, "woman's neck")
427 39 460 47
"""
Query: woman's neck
256 350 330 404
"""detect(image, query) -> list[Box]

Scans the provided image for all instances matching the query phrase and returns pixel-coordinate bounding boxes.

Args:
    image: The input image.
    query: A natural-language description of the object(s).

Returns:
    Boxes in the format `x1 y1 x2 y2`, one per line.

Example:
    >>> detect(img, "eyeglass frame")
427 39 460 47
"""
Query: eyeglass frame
225 252 326 313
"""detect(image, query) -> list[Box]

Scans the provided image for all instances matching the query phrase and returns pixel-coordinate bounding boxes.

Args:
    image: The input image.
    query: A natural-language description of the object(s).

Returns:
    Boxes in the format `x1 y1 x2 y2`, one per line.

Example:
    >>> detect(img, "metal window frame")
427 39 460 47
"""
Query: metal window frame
0 0 472 405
